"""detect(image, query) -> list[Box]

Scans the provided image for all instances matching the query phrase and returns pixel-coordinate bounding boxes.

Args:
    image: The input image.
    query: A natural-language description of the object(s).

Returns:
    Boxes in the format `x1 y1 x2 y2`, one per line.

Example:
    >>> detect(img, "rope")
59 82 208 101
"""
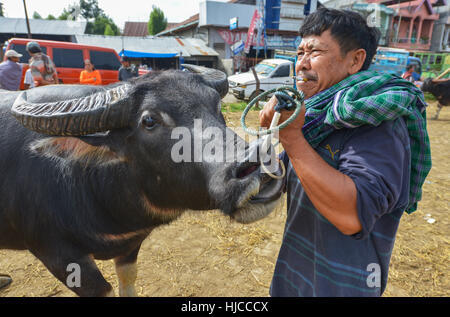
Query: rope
240 86 305 179
240 86 304 136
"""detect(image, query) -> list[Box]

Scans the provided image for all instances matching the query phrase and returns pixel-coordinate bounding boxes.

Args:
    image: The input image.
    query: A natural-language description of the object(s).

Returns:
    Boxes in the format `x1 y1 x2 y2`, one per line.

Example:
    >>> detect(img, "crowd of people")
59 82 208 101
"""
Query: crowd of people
0 42 140 91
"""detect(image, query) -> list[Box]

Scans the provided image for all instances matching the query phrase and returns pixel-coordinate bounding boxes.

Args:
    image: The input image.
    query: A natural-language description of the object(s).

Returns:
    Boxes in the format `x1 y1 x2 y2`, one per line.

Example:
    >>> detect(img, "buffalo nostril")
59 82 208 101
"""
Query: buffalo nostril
236 163 260 179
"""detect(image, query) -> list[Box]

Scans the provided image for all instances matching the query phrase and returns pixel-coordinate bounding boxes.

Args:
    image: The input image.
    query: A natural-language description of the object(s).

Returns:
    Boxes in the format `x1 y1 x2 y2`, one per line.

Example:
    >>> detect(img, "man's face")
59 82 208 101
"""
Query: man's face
295 30 363 99
122 61 130 67
10 56 20 63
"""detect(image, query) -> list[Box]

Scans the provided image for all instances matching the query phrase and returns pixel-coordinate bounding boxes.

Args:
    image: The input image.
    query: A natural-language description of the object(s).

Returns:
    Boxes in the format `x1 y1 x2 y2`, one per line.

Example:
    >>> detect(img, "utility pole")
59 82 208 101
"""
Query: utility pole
22 0 32 38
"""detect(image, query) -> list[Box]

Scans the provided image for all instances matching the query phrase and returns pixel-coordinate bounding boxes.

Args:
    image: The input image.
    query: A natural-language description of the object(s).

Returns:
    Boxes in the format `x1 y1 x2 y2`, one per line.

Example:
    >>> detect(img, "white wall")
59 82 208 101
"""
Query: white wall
199 0 256 28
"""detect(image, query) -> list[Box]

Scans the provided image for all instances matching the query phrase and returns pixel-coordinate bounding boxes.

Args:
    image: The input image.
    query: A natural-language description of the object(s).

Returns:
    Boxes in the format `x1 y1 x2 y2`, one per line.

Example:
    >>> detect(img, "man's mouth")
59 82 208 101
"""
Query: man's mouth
297 73 317 82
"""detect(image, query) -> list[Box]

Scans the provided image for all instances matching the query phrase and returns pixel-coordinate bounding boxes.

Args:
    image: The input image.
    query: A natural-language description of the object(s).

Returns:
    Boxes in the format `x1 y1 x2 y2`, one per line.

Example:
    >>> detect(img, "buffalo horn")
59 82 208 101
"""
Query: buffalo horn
181 64 229 98
11 84 133 136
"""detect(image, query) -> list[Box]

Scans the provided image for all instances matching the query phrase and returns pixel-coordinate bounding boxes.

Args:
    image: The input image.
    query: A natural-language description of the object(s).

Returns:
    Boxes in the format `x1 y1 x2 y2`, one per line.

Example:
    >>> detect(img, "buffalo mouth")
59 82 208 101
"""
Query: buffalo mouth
230 163 284 224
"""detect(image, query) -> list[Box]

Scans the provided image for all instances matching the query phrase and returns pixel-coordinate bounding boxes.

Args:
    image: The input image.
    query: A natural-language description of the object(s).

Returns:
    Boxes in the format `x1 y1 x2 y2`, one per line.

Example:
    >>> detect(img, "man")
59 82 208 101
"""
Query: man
260 8 431 296
402 65 415 82
0 49 23 91
23 68 35 89
118 56 138 81
26 41 58 87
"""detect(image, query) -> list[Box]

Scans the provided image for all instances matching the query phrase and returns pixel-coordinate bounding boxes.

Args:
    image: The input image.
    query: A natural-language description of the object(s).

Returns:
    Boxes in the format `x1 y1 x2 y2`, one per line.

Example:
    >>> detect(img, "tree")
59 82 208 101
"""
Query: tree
32 11 42 19
0 2 5 17
46 14 56 20
57 0 120 36
58 6 79 20
148 5 167 35
85 15 120 36
104 24 114 36
79 0 103 20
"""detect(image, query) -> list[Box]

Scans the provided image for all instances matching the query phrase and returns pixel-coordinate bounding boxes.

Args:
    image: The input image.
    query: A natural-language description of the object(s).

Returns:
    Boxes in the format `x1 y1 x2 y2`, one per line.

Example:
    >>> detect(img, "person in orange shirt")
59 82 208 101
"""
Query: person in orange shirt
80 59 102 85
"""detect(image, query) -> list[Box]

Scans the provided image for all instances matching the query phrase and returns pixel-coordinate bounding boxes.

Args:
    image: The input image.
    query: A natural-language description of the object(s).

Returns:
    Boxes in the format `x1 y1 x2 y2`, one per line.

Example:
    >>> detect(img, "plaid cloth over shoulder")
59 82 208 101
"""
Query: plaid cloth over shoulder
301 70 432 213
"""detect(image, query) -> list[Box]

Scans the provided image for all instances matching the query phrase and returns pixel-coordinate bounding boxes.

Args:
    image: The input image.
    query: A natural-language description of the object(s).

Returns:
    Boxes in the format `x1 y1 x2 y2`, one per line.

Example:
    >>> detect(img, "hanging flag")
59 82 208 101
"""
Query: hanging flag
244 9 261 54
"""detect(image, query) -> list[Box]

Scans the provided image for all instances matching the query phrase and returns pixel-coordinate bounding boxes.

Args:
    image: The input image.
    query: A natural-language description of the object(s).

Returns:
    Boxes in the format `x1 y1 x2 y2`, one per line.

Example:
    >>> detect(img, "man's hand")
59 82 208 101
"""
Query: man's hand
258 95 306 147
258 95 361 236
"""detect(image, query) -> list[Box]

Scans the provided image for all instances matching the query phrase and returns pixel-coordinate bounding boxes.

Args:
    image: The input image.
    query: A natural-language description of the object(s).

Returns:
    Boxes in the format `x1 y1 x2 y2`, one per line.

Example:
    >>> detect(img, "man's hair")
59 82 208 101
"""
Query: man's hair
299 8 380 71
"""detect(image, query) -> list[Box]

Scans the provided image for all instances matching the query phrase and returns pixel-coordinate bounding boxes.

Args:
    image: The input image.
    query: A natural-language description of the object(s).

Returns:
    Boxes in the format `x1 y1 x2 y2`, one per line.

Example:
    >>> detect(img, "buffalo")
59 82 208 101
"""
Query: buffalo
421 77 450 120
0 65 283 296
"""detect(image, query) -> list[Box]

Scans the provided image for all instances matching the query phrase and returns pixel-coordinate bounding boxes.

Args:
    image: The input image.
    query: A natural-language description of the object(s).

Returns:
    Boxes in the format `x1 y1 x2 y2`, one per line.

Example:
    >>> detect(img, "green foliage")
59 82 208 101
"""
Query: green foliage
85 15 120 36
424 92 437 102
79 0 103 20
58 8 73 20
104 24 114 36
57 0 120 36
148 5 167 35
46 14 56 20
0 3 4 17
32 11 42 19
221 102 250 113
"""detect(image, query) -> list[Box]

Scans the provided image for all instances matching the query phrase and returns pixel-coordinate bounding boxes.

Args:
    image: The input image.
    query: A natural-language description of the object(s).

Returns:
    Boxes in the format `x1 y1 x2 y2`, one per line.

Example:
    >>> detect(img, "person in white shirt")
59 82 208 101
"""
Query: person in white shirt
24 68 35 89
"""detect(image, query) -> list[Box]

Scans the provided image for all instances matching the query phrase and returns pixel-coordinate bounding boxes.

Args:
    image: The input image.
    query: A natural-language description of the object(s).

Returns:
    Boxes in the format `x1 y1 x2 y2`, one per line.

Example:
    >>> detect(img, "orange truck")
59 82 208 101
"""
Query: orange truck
4 38 122 89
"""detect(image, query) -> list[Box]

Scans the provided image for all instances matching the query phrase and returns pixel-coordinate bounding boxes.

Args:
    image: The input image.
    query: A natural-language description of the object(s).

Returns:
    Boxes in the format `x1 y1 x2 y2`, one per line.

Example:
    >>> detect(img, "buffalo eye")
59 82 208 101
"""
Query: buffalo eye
141 115 157 130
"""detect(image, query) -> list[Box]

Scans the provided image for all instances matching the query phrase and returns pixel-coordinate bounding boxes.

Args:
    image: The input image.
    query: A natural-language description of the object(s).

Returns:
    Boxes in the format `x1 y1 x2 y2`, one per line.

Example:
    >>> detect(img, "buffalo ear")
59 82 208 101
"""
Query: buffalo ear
29 134 126 166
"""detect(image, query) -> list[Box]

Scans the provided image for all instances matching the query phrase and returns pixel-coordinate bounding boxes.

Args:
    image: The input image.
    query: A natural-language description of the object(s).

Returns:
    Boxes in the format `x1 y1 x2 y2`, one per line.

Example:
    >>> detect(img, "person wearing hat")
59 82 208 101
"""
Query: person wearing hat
0 49 23 91
26 41 58 87
118 56 138 81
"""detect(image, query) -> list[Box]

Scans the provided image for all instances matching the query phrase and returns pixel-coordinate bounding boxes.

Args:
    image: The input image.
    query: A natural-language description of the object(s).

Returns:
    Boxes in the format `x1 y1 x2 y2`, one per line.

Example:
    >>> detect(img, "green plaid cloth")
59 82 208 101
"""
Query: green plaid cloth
302 70 431 214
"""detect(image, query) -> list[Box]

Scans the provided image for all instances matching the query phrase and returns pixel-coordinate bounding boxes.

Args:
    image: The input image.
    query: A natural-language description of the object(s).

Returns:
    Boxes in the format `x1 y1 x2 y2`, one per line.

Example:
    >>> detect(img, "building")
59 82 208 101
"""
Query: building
157 0 318 73
74 34 220 70
122 22 179 37
324 1 395 46
385 0 440 51
367 0 449 51
0 17 87 44
429 2 450 52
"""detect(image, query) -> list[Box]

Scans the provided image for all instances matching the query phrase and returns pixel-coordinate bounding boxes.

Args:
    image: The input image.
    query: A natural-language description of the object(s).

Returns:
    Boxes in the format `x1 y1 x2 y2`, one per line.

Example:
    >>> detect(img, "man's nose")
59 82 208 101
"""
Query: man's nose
296 54 311 72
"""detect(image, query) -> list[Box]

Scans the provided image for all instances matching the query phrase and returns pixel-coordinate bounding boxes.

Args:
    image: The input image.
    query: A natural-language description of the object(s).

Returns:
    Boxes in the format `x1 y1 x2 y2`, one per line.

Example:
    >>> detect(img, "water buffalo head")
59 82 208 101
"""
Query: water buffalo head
420 77 433 92
11 66 284 224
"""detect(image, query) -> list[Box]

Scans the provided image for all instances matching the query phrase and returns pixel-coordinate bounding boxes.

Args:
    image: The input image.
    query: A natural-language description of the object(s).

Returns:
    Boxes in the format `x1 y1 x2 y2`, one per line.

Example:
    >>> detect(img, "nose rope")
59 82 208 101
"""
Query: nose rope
240 86 305 180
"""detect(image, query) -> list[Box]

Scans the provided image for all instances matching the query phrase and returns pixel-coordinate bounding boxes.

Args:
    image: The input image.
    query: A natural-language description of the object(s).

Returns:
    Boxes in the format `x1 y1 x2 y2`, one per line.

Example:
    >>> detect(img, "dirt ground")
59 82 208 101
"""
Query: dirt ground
0 101 448 297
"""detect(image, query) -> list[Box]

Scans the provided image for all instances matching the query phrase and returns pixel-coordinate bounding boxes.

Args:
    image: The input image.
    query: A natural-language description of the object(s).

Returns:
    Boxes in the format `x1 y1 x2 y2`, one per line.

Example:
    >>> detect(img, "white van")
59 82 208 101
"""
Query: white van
228 58 294 101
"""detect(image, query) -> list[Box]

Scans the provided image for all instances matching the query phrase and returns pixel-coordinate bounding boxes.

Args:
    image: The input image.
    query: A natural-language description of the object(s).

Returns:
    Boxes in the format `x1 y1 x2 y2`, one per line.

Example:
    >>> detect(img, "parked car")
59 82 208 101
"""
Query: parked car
228 58 294 101
411 51 449 78
369 47 422 80
4 38 122 89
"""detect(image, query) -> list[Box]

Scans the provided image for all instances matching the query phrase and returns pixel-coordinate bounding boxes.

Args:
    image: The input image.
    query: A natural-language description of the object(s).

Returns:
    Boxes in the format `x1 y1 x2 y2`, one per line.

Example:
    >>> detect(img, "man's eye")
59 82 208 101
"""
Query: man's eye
142 115 157 130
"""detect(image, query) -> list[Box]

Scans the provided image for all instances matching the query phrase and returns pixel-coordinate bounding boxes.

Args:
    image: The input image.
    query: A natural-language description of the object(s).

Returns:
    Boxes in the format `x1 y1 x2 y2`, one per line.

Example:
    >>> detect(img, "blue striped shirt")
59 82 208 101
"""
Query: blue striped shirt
270 118 411 297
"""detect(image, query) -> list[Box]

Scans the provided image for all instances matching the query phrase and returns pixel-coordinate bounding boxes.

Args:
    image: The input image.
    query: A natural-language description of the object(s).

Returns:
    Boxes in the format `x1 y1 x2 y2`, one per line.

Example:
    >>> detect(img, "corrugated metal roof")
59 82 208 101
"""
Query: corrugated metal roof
124 21 181 37
123 22 149 37
176 38 219 56
74 34 219 57
0 17 87 35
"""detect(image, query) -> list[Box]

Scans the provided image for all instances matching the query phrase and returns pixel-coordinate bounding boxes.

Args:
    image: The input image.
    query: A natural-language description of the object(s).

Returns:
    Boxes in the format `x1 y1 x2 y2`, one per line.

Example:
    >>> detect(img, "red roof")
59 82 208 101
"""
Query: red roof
123 22 148 37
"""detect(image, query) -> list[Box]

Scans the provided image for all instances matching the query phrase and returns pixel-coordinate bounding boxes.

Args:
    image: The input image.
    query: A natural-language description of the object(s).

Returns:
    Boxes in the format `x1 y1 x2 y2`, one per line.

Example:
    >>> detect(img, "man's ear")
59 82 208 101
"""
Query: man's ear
348 48 367 75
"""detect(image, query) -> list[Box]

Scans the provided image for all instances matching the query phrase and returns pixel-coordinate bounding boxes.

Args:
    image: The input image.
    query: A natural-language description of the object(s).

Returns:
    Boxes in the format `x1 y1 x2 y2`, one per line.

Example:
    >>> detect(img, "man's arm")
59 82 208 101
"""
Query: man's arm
283 131 361 235
260 97 361 235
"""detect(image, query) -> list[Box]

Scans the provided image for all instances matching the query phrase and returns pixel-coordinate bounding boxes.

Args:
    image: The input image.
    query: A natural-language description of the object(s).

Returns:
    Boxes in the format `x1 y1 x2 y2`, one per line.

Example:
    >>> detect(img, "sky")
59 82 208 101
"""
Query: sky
0 0 229 30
